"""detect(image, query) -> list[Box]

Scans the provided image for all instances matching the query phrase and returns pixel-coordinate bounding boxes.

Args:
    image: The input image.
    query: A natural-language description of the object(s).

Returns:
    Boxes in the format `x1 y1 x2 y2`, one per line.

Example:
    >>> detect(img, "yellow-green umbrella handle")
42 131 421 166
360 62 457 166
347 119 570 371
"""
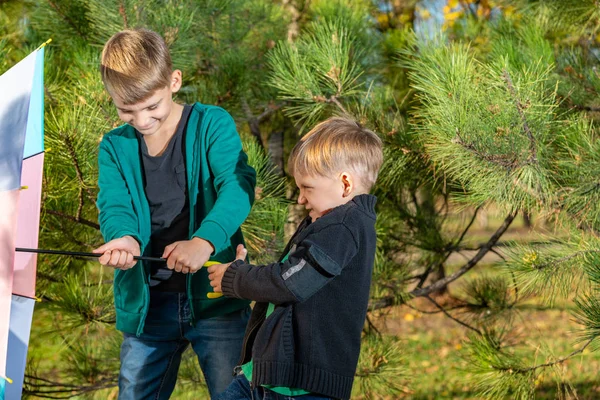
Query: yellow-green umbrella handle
203 261 223 298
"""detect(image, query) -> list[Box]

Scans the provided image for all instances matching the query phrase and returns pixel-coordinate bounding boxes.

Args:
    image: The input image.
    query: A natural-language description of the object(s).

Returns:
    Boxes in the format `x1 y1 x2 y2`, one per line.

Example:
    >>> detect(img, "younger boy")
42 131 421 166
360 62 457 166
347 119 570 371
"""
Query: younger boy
208 117 384 400
93 29 256 399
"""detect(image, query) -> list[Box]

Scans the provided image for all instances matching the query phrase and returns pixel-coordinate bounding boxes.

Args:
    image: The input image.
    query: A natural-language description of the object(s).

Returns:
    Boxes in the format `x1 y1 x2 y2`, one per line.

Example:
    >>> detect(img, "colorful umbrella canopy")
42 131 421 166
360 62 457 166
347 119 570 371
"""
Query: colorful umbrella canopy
0 42 47 400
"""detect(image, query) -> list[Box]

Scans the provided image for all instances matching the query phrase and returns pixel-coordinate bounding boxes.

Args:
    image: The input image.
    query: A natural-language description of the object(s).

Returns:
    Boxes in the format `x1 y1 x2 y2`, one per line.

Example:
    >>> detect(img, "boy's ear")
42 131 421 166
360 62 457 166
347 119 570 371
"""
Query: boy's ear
340 171 354 197
170 70 182 93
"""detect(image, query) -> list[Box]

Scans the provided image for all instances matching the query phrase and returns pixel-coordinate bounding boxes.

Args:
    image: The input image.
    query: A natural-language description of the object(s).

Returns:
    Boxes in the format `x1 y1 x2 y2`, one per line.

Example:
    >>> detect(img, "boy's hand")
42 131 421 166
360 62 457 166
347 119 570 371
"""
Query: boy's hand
163 237 215 274
93 236 140 269
207 244 248 293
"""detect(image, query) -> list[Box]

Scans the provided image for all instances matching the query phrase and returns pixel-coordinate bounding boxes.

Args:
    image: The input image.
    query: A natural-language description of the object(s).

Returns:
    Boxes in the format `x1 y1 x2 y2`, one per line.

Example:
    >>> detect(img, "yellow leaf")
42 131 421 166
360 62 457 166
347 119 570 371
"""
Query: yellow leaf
504 6 516 17
376 14 390 27
446 11 463 21
399 13 412 24
522 251 538 263
404 313 415 322
448 0 459 8
421 9 431 20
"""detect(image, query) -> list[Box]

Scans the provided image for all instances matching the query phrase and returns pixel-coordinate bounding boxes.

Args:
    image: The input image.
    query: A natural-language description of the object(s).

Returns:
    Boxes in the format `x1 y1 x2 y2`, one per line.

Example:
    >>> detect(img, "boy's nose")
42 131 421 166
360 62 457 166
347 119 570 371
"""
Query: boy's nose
297 193 306 205
132 113 152 128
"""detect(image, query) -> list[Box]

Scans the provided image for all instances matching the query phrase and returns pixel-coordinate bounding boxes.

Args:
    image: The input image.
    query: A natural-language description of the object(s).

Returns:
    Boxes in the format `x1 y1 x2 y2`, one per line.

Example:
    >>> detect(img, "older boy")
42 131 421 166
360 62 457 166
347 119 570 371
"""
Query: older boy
93 29 256 399
208 117 384 400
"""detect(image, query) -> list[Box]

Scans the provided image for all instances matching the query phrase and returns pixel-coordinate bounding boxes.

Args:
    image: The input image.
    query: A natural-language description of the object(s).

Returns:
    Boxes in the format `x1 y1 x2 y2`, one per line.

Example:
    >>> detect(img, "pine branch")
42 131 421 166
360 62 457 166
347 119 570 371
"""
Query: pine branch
411 210 518 297
501 69 538 165
453 205 483 248
405 300 470 314
424 294 482 335
62 130 97 206
368 296 396 311
570 104 600 112
502 337 595 374
451 130 519 169
241 98 265 147
530 249 600 270
47 1 89 41
118 0 128 28
257 103 284 122
24 374 117 399
416 205 494 290
45 209 100 230
364 314 381 336
313 94 349 115
282 0 301 42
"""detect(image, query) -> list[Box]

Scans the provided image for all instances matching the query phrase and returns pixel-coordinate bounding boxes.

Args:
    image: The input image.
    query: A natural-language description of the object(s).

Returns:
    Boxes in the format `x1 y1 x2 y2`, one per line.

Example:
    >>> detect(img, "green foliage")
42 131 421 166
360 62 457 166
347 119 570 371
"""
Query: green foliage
573 294 600 351
46 271 115 327
463 330 536 400
504 239 590 302
460 274 513 321
241 139 289 263
268 15 368 131
406 39 563 212
352 334 409 399
3 0 600 397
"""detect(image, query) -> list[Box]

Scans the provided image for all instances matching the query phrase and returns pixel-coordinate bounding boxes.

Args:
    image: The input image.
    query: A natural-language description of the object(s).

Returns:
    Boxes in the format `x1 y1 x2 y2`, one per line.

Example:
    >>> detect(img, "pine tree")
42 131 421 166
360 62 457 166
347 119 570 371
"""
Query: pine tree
267 0 600 398
3 0 600 398
3 0 290 397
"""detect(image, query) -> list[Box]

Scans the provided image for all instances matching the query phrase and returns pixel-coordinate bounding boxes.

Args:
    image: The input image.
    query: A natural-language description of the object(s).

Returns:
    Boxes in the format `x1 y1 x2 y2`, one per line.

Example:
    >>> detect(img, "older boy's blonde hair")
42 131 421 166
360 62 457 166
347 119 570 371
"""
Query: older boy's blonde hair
100 29 173 104
288 117 383 191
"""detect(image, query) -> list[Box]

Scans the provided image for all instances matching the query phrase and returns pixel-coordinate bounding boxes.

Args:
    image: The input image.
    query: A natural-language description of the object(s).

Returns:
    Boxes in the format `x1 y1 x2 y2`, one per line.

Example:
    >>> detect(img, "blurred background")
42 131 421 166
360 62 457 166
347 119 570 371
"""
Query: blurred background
1 0 600 398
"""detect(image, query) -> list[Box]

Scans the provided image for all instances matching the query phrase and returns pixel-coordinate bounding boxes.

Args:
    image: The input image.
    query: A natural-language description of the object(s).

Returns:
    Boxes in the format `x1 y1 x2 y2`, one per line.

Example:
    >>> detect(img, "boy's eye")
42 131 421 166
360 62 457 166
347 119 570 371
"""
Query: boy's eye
148 105 158 110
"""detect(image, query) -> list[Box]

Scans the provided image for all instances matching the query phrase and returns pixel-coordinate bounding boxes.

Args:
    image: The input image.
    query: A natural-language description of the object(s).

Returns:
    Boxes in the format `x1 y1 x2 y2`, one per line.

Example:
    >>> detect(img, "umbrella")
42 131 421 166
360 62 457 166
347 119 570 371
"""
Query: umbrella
0 40 49 400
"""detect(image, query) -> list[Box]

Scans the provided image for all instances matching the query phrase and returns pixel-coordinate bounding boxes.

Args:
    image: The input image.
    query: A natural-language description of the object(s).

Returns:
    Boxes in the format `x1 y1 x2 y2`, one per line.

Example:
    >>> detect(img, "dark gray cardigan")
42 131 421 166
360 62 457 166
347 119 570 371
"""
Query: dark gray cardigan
221 194 378 399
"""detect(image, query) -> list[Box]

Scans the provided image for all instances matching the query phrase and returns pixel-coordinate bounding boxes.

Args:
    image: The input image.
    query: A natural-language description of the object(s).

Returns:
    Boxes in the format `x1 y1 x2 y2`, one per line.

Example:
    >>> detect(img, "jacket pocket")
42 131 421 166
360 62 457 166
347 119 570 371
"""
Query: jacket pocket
282 244 342 302
253 305 295 361
113 266 145 313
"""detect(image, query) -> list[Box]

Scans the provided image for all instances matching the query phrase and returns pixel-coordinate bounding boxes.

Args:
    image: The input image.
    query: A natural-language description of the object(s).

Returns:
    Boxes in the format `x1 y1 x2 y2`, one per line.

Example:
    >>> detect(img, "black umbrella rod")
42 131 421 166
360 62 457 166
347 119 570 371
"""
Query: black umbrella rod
16 247 165 262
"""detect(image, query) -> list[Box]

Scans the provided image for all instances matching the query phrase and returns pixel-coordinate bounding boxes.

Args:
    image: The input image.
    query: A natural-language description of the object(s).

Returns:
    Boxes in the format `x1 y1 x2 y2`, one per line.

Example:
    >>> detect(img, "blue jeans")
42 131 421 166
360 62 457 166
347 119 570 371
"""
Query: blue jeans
118 291 250 399
215 374 334 400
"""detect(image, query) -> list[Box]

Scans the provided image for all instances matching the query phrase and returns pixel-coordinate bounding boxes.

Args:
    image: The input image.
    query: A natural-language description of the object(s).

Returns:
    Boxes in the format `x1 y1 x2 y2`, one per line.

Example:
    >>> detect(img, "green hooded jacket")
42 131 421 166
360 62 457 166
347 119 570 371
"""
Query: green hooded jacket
97 103 255 335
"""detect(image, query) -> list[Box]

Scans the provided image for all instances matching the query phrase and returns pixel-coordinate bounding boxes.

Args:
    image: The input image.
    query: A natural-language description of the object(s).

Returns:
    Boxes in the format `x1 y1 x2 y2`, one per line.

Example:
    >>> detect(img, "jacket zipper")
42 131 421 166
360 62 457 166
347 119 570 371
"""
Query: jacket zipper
237 306 267 366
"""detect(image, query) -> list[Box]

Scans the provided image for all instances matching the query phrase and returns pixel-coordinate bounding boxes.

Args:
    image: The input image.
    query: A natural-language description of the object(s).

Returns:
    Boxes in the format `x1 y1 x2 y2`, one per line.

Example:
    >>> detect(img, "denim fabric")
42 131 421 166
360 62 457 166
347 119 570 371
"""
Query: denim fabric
214 374 334 400
118 291 250 399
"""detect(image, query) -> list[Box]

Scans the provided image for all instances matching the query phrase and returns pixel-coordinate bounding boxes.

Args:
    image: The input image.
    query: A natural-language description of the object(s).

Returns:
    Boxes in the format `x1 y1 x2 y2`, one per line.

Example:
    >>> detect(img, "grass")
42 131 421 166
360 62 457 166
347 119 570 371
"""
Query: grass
22 211 600 399
369 298 600 399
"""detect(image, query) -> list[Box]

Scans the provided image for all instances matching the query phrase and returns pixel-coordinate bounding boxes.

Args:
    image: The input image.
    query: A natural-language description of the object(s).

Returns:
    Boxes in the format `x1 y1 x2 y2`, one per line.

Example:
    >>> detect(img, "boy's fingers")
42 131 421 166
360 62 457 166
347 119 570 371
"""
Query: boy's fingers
235 244 247 261
93 244 108 254
162 243 176 258
126 253 134 268
174 261 184 273
109 250 122 266
98 251 111 265
118 252 128 267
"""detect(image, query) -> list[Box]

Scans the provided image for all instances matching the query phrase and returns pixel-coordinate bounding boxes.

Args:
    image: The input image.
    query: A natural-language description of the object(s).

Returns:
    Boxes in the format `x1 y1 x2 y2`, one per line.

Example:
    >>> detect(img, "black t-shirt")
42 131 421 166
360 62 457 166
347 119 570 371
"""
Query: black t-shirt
137 104 192 292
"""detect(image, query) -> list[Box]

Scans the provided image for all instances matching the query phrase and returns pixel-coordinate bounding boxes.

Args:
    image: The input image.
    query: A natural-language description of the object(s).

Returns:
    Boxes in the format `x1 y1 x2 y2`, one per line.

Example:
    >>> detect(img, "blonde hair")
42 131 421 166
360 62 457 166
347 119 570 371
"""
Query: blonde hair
100 29 173 104
288 117 383 191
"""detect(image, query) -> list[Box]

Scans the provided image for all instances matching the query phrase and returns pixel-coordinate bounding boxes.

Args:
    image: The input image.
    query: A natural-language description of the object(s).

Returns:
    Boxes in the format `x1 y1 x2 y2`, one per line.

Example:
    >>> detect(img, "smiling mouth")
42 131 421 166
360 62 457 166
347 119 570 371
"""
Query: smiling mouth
137 120 157 130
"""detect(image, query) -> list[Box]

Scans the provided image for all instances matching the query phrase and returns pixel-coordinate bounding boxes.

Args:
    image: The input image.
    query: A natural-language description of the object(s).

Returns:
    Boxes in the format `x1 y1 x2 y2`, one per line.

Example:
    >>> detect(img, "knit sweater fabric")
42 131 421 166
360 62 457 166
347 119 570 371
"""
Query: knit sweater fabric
221 194 378 399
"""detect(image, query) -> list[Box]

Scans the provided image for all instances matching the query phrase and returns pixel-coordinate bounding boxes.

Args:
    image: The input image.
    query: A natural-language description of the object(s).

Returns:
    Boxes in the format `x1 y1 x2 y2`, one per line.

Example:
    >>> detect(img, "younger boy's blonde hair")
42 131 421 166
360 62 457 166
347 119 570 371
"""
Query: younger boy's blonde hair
100 29 173 105
288 117 383 191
